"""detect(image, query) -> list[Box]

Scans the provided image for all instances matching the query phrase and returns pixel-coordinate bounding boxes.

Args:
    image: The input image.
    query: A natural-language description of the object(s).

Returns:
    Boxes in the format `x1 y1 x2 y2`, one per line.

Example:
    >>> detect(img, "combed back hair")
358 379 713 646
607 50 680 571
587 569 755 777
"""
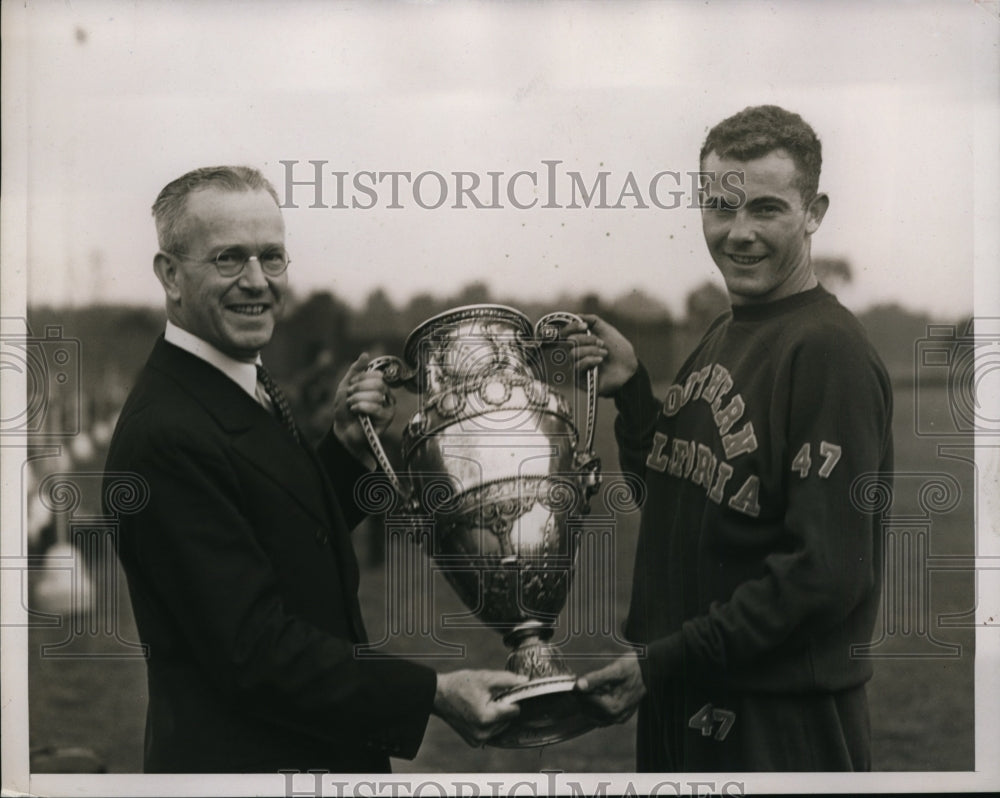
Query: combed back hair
700 105 822 204
152 166 280 253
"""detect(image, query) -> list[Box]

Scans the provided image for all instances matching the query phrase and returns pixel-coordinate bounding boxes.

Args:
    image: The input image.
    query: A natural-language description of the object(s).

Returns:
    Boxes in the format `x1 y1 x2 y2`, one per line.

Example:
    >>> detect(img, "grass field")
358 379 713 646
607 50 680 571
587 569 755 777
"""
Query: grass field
26 382 976 773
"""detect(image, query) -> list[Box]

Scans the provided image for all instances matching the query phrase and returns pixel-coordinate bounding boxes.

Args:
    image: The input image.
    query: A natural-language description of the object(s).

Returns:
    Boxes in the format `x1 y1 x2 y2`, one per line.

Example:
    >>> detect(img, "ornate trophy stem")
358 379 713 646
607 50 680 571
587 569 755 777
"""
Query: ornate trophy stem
505 627 572 680
360 305 602 748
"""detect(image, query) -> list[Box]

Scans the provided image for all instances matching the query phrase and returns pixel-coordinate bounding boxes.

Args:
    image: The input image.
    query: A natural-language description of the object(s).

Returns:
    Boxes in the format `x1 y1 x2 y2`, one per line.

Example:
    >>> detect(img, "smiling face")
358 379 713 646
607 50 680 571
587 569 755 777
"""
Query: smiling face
154 188 287 361
701 149 829 306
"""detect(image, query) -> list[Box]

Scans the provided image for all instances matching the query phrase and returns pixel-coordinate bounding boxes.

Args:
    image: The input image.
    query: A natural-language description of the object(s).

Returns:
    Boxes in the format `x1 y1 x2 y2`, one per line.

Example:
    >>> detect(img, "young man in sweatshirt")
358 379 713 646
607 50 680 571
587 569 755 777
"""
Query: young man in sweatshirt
568 105 893 772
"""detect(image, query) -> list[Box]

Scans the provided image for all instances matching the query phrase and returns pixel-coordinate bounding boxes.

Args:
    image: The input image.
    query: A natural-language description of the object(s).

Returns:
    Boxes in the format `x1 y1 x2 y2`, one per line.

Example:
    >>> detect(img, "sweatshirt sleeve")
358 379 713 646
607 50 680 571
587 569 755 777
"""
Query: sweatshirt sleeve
613 362 662 479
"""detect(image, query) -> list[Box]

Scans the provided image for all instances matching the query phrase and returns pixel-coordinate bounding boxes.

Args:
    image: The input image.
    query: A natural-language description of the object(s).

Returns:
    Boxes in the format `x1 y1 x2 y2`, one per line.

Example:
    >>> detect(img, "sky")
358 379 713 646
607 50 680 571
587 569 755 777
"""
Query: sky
5 0 999 319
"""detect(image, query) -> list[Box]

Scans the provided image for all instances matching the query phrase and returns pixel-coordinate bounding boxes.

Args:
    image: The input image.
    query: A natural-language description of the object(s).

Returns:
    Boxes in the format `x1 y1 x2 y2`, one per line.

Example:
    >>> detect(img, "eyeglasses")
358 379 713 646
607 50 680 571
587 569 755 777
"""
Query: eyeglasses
168 246 290 277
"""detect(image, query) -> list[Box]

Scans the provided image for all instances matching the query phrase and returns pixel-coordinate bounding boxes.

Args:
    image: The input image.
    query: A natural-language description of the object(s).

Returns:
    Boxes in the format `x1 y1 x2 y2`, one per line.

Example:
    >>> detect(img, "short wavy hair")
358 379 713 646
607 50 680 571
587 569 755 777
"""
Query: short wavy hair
152 166 280 254
700 105 822 204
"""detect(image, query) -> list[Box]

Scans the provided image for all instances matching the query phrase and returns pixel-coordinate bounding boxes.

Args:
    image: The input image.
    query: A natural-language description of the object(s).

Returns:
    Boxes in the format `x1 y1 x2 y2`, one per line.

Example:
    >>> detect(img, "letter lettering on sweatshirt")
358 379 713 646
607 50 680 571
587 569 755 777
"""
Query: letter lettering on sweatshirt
689 364 714 404
682 364 712 405
818 441 842 478
791 442 812 477
682 441 698 480
707 461 734 504
713 394 745 436
646 431 670 472
668 438 691 478
691 443 717 490
663 384 684 416
728 475 761 518
721 421 758 459
705 366 734 413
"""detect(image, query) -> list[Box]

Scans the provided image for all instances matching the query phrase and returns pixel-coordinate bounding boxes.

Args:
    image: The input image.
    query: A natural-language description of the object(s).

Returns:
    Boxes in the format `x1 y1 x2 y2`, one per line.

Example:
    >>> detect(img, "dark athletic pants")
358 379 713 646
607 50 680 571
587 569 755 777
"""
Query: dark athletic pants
635 681 871 772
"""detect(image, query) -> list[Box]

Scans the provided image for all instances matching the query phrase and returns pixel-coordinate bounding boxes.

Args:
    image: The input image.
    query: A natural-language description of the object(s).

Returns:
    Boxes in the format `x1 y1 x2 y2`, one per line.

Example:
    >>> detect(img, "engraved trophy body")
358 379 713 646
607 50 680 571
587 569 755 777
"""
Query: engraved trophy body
359 304 601 747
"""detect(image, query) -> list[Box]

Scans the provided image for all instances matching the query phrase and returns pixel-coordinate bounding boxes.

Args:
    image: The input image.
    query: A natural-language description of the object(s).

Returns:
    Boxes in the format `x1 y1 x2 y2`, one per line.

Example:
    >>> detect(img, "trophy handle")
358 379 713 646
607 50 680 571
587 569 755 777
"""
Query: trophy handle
358 356 417 503
533 312 600 459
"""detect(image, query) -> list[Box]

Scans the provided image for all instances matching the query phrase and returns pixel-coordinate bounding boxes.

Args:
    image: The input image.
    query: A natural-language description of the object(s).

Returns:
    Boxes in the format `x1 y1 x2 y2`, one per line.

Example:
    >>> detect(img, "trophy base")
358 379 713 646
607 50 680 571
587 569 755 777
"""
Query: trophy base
488 676 598 748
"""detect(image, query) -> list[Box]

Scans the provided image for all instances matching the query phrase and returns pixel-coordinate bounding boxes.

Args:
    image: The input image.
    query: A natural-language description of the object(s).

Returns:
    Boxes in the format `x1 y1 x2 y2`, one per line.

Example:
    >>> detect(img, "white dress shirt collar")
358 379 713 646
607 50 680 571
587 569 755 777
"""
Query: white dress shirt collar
164 321 260 400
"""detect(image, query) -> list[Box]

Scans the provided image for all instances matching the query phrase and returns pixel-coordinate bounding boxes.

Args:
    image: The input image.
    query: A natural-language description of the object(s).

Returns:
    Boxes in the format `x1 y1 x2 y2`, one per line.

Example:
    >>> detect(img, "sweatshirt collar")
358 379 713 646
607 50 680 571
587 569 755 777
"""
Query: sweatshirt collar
729 284 830 322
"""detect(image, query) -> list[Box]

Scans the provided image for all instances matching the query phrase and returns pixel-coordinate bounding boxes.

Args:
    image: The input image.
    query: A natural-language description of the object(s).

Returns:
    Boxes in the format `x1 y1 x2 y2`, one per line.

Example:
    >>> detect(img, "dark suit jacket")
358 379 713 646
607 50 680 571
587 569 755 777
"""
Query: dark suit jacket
104 337 436 773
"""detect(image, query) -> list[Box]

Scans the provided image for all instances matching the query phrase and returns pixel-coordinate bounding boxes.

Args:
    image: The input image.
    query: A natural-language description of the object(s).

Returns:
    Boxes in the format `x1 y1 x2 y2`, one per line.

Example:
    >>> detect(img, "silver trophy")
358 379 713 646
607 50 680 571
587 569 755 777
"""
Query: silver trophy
359 304 601 747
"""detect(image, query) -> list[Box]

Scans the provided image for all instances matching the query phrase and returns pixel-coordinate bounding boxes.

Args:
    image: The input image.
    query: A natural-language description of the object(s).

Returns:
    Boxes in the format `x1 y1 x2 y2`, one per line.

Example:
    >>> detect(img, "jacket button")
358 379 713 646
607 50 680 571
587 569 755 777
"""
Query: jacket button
315 528 329 545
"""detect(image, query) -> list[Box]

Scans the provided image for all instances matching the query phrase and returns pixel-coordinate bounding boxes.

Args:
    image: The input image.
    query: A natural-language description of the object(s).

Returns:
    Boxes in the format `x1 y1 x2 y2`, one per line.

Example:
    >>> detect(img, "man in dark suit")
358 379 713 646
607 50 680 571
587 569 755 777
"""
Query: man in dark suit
104 165 523 773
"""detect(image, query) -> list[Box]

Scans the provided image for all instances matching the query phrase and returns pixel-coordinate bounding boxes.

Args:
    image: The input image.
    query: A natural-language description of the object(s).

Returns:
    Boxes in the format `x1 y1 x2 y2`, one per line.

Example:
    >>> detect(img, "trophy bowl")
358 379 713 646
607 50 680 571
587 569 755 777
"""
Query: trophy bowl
360 304 601 748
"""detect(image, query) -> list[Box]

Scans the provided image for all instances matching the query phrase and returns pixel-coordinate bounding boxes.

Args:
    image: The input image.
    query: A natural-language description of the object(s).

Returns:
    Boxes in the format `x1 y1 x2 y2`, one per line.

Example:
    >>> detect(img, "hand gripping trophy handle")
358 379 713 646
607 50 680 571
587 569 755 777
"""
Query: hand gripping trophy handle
357 355 417 505
532 311 602 501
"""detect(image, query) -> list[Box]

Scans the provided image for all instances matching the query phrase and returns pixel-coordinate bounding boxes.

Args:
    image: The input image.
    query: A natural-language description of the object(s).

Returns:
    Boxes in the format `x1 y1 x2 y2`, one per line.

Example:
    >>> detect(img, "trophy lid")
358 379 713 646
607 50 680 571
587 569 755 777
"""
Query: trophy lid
402 304 534 367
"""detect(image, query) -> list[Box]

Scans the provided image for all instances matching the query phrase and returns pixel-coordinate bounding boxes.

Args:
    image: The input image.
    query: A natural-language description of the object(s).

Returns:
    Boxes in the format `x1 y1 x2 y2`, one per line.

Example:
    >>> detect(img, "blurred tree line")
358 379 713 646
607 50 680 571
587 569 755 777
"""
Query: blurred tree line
23 261 970 565
25 257 969 443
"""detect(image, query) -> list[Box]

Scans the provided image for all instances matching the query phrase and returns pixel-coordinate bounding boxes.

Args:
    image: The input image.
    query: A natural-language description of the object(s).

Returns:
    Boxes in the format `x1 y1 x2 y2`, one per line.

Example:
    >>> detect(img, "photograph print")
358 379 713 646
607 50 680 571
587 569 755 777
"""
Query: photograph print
2 2 998 796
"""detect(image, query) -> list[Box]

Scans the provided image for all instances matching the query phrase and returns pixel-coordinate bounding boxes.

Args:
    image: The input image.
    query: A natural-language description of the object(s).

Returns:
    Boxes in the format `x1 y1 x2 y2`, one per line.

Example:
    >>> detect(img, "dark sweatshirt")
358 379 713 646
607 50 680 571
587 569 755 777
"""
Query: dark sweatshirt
615 286 893 696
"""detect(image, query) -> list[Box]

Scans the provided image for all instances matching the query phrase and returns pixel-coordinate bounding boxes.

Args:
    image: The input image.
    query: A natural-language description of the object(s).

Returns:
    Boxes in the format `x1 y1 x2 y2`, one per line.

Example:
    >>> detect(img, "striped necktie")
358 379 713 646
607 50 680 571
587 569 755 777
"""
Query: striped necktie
256 364 301 443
